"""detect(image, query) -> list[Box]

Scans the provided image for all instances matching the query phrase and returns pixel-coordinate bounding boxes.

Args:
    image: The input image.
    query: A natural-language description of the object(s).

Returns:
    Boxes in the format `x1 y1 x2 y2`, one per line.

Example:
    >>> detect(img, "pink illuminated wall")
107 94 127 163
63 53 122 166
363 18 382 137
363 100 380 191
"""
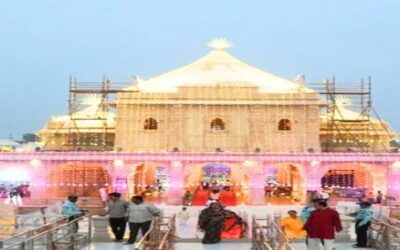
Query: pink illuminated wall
0 152 399 204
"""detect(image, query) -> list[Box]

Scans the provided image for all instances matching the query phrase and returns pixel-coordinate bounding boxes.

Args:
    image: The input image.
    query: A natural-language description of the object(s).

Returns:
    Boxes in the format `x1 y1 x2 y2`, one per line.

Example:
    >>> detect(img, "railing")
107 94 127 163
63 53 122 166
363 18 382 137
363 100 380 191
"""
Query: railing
271 216 296 250
251 216 273 250
369 217 400 250
0 217 68 248
157 215 176 250
0 212 64 231
134 220 156 250
134 215 176 250
0 215 92 250
251 214 296 250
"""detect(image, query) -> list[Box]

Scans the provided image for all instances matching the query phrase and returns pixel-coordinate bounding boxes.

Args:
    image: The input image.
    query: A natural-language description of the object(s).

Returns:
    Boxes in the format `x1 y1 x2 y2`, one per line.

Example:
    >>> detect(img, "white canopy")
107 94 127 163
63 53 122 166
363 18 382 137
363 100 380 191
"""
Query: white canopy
0 139 20 147
131 42 313 93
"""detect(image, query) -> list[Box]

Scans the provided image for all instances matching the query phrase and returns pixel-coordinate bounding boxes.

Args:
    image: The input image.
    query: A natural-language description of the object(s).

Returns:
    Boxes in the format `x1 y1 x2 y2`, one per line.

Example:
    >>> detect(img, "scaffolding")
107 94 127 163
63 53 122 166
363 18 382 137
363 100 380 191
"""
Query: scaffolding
310 77 393 152
67 77 130 151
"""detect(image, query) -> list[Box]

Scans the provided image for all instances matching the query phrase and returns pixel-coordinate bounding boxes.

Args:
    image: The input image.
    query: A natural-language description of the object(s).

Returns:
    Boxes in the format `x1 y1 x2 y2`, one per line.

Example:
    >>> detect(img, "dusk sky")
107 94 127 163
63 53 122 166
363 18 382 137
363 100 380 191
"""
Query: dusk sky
0 0 399 139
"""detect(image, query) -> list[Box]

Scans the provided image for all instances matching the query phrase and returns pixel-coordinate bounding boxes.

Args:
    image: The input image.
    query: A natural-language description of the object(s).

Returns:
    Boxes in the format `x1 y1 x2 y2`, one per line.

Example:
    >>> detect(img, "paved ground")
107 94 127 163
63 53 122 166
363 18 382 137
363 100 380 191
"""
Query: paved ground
85 242 251 250
86 242 369 250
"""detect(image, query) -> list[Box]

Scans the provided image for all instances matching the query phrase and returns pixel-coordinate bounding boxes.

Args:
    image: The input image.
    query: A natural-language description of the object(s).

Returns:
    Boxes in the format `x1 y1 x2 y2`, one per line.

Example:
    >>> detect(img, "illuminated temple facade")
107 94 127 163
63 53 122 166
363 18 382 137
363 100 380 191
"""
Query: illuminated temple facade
38 95 115 151
8 39 396 206
115 44 321 152
38 39 395 153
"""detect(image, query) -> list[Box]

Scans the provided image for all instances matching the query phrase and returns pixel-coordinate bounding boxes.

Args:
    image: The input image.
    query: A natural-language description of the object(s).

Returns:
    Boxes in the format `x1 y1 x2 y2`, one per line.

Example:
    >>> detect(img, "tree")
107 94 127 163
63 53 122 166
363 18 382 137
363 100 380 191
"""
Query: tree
22 133 37 143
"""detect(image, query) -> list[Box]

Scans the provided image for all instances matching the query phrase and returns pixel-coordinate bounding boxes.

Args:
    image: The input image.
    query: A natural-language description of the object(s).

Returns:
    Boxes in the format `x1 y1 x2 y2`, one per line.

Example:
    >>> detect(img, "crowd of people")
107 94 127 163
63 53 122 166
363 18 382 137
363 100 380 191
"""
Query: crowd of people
62 193 161 244
278 198 374 249
0 184 31 206
188 183 237 206
0 184 31 199
59 188 376 248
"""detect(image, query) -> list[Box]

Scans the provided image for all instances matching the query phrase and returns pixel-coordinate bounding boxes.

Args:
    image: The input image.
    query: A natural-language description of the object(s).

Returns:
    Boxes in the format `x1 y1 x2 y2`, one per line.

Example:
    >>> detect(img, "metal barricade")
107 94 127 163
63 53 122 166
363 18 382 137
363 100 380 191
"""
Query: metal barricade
251 216 273 250
134 216 176 250
251 215 296 250
157 215 176 250
0 215 92 250
271 215 296 250
0 217 68 249
369 217 400 250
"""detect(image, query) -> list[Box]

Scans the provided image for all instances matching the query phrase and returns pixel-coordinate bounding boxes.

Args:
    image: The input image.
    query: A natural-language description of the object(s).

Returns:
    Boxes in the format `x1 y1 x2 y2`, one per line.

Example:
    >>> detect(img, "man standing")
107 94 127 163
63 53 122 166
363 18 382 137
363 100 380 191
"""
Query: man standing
62 195 82 233
125 195 161 244
106 192 129 242
182 190 192 206
300 198 319 222
177 206 190 225
354 201 373 248
303 200 342 250
376 191 383 204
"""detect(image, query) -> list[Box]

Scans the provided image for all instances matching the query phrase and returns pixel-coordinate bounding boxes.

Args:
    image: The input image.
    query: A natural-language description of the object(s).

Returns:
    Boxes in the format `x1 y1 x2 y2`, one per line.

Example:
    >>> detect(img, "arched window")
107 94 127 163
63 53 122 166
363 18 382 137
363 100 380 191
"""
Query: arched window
144 118 158 130
278 119 291 131
210 118 225 130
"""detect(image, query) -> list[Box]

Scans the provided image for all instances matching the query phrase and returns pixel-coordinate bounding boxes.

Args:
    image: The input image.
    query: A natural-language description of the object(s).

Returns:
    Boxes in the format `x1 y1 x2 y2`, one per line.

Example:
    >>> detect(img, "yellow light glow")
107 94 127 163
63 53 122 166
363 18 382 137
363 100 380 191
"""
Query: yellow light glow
30 159 41 167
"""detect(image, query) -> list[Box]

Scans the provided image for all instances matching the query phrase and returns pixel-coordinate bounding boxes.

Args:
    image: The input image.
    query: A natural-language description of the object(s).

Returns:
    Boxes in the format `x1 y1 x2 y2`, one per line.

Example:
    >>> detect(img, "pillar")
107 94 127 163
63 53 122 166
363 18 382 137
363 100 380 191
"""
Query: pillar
29 160 47 201
167 161 184 205
109 160 130 200
387 161 400 201
305 161 325 193
247 160 265 205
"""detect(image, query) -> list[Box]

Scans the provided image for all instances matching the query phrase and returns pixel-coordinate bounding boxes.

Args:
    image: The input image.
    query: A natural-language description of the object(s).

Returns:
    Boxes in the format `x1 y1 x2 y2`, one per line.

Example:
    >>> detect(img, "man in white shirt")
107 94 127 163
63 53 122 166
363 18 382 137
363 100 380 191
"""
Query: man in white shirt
125 195 161 244
177 206 190 225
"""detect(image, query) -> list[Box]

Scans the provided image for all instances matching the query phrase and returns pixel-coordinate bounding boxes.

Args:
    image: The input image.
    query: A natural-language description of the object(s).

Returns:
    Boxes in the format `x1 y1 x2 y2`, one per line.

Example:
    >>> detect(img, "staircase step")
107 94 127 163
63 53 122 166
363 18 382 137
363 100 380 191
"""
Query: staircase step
174 242 252 250
176 238 251 243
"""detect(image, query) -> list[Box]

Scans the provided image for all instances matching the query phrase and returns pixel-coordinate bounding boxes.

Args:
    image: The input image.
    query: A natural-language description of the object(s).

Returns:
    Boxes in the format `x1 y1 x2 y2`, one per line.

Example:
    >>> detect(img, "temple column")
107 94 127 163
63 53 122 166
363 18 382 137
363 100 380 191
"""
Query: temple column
305 160 325 193
29 160 48 201
109 160 130 200
167 161 184 205
246 160 265 205
387 161 400 202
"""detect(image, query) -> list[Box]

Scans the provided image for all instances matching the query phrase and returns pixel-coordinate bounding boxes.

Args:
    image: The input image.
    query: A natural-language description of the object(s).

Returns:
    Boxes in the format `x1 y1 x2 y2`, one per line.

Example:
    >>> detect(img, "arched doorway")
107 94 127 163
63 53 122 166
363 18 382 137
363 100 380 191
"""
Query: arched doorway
132 163 155 195
48 162 109 198
202 162 230 185
0 165 32 201
188 162 248 205
130 162 171 202
264 163 305 203
320 163 386 199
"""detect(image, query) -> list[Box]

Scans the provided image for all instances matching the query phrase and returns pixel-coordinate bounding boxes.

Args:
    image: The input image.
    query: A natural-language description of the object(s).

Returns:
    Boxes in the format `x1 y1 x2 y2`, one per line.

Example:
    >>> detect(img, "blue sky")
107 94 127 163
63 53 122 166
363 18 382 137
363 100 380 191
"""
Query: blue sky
0 0 399 139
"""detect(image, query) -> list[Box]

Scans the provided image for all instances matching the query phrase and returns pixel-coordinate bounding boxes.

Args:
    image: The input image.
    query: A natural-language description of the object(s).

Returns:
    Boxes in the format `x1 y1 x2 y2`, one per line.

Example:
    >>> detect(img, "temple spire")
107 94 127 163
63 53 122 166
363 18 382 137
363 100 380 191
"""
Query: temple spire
207 38 233 50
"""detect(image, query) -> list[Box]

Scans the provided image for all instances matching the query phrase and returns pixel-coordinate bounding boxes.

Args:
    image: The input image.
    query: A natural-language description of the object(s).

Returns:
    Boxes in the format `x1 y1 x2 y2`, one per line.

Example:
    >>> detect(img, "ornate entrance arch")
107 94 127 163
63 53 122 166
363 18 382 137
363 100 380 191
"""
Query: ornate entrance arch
264 162 306 202
130 163 156 195
48 162 109 198
183 162 248 191
320 163 387 197
185 162 248 205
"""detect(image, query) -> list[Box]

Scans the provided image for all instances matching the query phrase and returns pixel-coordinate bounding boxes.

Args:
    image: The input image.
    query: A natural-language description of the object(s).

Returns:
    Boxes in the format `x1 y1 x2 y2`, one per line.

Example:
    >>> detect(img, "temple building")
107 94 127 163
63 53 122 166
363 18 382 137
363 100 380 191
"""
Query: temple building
320 97 395 152
115 39 321 152
38 95 115 151
38 39 395 153
1 39 395 206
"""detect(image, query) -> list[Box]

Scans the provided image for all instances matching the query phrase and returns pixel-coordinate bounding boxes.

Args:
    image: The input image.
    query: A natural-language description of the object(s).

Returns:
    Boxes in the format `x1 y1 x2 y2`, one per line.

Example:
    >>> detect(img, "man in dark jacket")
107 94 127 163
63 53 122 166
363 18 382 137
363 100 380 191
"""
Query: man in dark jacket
353 201 373 248
303 200 342 250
